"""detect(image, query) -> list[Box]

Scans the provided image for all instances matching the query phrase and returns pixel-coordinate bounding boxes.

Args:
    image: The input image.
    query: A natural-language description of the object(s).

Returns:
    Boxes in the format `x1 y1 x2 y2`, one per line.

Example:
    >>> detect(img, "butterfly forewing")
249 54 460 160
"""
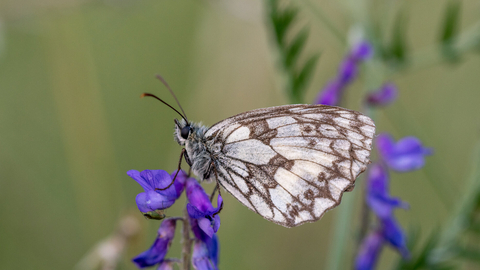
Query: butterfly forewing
204 104 375 228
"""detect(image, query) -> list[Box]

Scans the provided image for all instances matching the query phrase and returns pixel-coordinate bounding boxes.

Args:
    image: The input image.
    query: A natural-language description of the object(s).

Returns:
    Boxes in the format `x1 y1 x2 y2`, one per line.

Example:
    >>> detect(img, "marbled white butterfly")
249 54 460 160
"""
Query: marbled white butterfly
146 76 375 228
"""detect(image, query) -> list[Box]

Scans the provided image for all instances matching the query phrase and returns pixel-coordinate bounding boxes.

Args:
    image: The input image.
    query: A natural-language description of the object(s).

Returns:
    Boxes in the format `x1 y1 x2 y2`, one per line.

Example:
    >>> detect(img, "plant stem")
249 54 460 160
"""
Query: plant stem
182 207 193 270
357 181 371 247
326 191 356 270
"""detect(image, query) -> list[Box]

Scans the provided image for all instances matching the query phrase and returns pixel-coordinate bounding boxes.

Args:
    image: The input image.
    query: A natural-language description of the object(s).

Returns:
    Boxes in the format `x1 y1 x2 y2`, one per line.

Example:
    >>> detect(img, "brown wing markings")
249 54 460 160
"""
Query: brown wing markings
218 161 294 226
205 104 363 139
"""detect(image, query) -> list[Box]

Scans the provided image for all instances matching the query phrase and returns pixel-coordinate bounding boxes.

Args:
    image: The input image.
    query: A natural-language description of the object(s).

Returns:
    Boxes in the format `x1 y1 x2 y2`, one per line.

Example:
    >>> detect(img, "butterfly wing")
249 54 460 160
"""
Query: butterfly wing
204 104 375 228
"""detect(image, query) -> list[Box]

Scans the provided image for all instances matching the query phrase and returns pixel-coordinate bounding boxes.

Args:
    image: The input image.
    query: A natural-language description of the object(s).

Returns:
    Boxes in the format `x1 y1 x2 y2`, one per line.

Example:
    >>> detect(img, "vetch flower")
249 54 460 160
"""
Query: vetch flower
132 218 178 268
363 164 410 260
192 240 219 270
351 40 374 61
380 215 409 258
366 164 408 219
355 218 409 270
315 41 373 106
338 57 358 84
157 259 177 270
186 178 223 238
355 231 383 270
190 217 220 266
315 79 343 106
376 134 433 172
366 83 398 107
128 169 187 213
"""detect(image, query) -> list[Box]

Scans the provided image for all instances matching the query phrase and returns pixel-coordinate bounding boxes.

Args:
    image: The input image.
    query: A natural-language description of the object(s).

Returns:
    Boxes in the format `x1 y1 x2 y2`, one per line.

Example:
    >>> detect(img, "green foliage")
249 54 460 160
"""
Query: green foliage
266 0 319 104
439 0 462 62
388 9 409 67
395 141 480 270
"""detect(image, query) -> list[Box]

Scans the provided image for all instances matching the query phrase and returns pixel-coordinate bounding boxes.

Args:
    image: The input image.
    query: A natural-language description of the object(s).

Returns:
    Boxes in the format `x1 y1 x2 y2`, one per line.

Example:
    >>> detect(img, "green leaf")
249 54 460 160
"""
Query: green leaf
389 8 408 66
285 28 309 69
292 54 319 100
457 245 480 263
439 0 462 62
269 0 298 45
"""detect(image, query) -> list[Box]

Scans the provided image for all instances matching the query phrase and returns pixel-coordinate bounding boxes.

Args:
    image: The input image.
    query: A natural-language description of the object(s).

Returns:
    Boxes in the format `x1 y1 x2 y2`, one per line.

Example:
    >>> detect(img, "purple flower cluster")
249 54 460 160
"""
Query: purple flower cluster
315 41 373 106
128 169 221 269
316 39 434 270
355 135 432 270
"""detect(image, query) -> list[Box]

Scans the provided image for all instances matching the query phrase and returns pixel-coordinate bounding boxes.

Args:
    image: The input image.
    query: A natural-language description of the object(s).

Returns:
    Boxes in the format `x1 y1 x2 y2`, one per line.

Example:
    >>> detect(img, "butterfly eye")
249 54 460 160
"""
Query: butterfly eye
181 125 191 139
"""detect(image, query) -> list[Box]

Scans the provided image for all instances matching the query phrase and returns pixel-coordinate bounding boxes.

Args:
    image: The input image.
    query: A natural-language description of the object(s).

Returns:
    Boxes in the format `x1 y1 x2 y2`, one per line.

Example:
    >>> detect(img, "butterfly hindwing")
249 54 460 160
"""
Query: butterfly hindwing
204 104 375 228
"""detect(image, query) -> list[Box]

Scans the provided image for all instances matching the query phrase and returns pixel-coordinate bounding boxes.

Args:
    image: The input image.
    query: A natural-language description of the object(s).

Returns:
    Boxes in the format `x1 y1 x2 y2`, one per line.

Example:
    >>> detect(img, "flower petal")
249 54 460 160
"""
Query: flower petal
377 134 433 172
355 231 384 270
187 203 207 219
198 218 215 238
157 260 175 270
130 169 188 212
351 41 373 61
338 57 358 84
186 179 213 213
315 79 343 106
128 170 151 191
192 240 218 270
366 83 398 107
367 164 408 219
132 219 177 268
381 216 410 258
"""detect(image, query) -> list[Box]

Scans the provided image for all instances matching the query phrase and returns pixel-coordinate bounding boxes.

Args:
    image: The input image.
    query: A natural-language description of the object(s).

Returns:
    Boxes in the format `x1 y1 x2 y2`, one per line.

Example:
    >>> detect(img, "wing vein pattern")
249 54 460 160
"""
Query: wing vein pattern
205 104 375 227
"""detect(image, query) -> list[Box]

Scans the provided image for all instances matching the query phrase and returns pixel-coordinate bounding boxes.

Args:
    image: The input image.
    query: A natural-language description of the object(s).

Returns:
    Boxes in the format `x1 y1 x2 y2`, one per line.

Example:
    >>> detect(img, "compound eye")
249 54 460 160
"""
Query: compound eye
180 125 190 139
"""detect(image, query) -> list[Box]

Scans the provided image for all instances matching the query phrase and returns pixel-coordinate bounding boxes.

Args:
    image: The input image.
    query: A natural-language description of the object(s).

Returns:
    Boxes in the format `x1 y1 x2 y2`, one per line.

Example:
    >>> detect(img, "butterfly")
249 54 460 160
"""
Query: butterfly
145 76 375 228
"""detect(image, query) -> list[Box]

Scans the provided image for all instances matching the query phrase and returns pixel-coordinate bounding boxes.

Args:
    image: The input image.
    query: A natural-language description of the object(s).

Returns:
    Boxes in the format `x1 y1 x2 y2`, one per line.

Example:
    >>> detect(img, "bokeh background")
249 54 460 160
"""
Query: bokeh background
1 0 479 269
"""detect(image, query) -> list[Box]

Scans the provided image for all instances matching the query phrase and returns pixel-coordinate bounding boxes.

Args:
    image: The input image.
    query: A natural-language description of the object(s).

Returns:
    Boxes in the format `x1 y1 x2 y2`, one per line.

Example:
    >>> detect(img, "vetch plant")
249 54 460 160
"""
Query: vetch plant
123 1 480 270
128 169 221 270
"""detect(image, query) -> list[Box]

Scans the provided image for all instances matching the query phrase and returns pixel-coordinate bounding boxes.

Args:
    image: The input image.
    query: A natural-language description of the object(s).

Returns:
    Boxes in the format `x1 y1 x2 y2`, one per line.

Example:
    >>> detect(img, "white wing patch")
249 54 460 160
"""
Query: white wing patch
224 140 277 165
203 104 375 228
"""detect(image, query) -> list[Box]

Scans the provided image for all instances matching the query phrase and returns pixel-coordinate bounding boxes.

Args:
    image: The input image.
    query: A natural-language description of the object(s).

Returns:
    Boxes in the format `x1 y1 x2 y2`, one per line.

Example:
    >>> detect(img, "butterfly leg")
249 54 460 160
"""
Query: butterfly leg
156 148 186 191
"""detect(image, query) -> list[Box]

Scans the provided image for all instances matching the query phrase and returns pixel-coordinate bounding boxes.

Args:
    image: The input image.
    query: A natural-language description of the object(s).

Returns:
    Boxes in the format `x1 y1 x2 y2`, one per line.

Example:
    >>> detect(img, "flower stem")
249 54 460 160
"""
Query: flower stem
182 207 193 270
357 181 371 247
326 191 356 270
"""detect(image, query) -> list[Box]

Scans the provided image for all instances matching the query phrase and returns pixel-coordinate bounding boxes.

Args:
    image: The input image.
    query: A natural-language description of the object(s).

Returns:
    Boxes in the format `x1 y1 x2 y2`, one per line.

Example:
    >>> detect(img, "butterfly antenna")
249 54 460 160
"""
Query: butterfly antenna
155 74 189 123
141 93 189 123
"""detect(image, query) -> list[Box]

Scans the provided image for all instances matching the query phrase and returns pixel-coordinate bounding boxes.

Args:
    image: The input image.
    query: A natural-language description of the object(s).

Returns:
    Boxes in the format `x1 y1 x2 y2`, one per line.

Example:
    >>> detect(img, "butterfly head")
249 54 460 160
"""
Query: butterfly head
174 119 208 147
174 119 190 146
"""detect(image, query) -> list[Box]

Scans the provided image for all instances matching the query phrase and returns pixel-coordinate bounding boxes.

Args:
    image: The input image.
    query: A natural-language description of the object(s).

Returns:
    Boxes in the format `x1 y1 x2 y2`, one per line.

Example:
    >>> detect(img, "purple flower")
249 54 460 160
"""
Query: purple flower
376 134 433 172
128 169 187 213
361 164 409 262
315 79 343 106
132 218 178 268
186 179 223 238
380 215 409 258
157 259 176 270
366 83 398 107
355 231 383 270
192 240 219 270
190 218 220 266
315 41 373 106
366 164 408 219
351 40 374 60
338 57 358 84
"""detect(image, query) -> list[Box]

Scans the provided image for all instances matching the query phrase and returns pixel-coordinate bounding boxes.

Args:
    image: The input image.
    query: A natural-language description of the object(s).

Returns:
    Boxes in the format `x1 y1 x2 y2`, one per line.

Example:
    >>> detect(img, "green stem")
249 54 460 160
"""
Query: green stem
326 191 357 270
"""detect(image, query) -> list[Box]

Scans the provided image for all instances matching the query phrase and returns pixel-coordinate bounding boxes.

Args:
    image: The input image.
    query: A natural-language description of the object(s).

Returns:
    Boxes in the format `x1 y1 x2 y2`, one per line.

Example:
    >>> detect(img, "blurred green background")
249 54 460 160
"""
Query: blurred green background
0 0 479 269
